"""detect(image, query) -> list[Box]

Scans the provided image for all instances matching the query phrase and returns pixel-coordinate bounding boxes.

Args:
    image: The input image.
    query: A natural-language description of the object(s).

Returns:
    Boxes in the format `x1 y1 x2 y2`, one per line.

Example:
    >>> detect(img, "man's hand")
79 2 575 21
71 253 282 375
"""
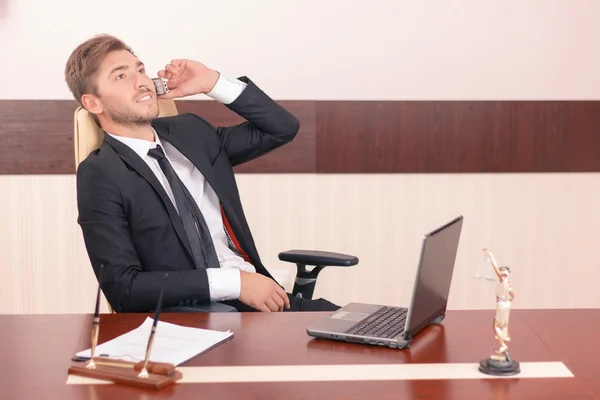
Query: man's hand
239 271 291 312
157 59 219 99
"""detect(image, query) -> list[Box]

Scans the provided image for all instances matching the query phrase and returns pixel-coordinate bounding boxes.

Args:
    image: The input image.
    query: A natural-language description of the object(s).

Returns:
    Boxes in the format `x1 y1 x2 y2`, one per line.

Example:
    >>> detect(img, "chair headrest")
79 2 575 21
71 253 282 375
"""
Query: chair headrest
73 99 179 168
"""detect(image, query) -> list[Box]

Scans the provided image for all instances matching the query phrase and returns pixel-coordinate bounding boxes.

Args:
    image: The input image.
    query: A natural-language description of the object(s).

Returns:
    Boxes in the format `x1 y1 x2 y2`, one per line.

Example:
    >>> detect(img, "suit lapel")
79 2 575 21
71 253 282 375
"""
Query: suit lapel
103 133 195 262
156 126 257 261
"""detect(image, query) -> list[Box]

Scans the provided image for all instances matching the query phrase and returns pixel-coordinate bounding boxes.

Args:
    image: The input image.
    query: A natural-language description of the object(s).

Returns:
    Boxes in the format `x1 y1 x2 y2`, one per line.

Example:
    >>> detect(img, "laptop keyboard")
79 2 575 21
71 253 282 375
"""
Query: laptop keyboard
345 307 408 339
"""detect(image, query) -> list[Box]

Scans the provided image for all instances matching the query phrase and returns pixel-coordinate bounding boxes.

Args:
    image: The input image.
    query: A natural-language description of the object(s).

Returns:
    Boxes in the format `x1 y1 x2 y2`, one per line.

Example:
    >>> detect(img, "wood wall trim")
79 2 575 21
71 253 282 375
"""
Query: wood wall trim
1 100 599 174
316 101 600 173
2 100 76 174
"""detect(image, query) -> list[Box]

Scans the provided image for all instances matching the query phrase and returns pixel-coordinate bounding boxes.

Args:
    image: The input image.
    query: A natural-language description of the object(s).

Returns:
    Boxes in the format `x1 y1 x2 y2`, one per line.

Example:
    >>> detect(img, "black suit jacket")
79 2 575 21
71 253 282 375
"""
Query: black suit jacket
76 77 299 312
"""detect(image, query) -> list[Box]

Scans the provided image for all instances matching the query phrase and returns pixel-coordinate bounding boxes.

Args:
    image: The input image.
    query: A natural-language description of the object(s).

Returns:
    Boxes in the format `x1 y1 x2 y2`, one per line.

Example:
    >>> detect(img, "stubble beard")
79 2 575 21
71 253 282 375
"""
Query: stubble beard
104 101 159 127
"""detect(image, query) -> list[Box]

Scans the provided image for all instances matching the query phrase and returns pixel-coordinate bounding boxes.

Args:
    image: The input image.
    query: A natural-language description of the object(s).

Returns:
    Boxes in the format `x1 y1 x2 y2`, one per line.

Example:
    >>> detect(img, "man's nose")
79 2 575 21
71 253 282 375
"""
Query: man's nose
136 80 148 91
135 76 151 91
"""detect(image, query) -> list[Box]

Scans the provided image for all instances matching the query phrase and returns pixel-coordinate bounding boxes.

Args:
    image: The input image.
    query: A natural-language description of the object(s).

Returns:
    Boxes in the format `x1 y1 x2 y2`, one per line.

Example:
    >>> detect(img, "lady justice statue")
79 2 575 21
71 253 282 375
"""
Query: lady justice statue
476 248 520 376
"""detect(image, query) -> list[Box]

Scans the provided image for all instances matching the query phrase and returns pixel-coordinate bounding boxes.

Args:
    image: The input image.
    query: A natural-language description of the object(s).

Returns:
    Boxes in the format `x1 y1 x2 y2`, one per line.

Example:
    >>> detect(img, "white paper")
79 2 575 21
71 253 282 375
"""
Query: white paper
76 317 233 366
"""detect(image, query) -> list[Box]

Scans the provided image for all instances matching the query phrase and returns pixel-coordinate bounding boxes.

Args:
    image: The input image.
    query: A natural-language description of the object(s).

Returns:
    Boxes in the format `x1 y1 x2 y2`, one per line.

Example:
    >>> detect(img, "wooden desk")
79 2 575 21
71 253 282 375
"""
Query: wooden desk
1 310 599 400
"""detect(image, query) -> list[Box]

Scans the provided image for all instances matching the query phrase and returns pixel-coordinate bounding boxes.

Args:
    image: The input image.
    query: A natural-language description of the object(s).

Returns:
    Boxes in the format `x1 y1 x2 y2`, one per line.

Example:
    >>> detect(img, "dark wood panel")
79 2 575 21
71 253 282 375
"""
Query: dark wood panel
2 311 596 400
316 101 600 173
2 100 600 174
0 100 77 174
0 100 313 174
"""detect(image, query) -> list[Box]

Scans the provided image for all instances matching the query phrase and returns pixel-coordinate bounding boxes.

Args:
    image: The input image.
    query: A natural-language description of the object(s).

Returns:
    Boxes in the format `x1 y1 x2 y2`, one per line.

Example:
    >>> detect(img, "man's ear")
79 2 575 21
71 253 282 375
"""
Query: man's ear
81 94 103 117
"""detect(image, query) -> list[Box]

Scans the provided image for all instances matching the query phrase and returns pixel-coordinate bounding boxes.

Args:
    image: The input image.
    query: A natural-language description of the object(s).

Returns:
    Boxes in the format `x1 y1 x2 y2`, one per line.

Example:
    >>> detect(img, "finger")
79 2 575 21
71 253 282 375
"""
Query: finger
157 70 172 80
265 298 279 312
165 64 179 75
272 288 285 310
257 303 271 312
165 79 179 90
275 285 290 309
271 292 284 311
157 88 183 100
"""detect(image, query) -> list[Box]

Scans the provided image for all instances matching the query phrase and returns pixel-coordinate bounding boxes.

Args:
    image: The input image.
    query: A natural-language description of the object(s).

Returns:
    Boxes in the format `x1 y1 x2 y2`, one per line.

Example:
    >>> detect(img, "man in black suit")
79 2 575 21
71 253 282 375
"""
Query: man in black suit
65 34 338 313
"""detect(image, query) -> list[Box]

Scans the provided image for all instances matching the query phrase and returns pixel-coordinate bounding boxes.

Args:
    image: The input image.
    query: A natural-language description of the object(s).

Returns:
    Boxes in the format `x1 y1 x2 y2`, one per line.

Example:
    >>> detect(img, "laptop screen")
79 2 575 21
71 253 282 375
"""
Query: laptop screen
404 216 463 339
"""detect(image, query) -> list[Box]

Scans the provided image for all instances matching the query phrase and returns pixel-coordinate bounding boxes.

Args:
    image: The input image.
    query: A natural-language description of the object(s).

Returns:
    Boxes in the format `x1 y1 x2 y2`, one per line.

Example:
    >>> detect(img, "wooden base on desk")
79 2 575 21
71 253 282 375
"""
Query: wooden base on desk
479 351 521 376
68 361 182 390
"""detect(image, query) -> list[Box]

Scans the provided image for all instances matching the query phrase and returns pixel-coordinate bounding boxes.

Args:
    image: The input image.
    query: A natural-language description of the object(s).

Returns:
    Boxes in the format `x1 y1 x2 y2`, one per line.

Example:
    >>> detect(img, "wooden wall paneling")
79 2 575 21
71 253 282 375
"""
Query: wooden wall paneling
2 100 600 174
1 100 77 174
0 100 315 174
315 101 600 173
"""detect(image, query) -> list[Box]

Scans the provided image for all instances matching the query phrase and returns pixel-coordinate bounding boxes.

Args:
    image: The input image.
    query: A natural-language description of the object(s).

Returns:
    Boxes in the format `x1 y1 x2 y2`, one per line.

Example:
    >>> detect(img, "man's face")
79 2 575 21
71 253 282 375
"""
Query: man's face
92 50 159 125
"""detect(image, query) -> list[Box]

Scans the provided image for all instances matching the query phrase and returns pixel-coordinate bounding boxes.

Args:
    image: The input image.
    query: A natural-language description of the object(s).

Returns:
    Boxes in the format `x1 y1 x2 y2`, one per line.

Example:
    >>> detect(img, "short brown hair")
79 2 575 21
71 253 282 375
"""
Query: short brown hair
65 34 134 107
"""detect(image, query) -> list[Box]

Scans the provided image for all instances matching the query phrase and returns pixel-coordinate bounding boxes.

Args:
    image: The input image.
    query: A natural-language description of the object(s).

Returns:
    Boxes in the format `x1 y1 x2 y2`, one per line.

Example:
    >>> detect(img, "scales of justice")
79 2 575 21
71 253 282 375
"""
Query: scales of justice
475 248 520 376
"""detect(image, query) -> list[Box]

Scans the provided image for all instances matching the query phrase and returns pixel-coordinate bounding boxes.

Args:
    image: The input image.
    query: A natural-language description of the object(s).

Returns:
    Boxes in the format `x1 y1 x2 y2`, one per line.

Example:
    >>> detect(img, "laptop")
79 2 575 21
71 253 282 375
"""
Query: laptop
306 215 463 349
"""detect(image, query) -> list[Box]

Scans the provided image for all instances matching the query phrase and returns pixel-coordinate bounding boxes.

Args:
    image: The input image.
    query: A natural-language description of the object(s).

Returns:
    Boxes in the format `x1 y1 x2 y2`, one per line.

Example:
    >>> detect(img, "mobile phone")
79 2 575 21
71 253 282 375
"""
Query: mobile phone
152 78 169 96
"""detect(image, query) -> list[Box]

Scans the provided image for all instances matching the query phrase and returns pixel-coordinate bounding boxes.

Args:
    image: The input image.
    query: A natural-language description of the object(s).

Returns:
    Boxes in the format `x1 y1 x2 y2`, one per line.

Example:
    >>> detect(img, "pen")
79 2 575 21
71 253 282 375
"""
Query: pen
138 273 168 378
86 264 103 369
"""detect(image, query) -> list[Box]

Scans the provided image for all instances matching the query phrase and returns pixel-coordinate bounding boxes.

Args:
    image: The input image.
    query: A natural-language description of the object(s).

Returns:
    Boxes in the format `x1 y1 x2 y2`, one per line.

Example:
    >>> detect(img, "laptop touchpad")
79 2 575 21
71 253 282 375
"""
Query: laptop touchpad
331 311 370 321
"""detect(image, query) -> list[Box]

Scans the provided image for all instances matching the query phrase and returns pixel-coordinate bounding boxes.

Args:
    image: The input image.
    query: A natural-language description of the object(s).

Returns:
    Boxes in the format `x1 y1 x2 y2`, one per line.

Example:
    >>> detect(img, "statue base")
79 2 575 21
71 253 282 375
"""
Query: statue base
479 351 520 376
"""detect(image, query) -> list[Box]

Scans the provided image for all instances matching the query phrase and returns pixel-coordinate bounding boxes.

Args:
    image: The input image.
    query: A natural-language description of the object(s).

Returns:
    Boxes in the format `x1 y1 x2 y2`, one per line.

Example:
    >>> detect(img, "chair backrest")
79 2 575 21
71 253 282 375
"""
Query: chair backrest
73 99 179 313
73 99 179 168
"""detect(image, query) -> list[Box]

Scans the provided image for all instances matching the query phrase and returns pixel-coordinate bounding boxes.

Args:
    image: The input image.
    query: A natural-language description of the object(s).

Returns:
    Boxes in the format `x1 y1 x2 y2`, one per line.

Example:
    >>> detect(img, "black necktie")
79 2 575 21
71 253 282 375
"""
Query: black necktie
147 145 219 269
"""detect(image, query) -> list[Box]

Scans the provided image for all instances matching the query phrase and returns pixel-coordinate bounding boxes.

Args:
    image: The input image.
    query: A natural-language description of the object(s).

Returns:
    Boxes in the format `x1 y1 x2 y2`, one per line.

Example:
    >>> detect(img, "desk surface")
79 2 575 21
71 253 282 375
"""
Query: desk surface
1 309 599 400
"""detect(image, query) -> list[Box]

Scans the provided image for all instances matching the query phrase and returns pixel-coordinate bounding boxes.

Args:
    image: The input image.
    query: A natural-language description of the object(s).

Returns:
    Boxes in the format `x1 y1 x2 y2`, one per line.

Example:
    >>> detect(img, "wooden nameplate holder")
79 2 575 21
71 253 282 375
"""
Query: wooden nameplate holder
68 358 183 390
74 273 180 389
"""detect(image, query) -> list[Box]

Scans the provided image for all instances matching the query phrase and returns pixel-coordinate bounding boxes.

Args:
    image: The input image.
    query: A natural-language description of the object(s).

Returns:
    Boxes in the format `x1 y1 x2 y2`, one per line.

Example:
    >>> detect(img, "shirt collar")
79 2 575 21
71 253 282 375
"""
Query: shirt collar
106 129 163 160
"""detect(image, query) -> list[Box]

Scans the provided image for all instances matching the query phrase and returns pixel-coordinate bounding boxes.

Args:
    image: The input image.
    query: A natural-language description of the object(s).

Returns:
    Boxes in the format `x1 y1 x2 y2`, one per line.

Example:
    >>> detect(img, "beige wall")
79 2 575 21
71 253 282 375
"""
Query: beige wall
2 173 599 314
1 0 600 100
2 1 600 313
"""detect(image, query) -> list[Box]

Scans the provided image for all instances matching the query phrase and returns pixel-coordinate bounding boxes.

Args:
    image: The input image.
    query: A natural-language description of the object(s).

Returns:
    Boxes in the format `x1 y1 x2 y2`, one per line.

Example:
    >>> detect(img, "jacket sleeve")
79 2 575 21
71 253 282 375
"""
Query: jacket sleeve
195 77 300 167
76 158 211 312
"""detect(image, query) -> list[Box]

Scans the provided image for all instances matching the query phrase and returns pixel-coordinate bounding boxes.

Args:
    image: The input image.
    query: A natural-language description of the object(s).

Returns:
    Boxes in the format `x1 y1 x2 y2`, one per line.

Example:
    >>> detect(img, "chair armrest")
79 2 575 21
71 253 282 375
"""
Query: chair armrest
279 250 359 300
161 302 237 313
278 250 358 267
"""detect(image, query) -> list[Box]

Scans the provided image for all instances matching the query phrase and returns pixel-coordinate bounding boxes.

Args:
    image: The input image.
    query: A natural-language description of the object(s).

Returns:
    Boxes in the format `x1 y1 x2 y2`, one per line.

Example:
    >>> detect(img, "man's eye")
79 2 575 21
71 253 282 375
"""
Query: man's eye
116 74 125 80
139 68 145 73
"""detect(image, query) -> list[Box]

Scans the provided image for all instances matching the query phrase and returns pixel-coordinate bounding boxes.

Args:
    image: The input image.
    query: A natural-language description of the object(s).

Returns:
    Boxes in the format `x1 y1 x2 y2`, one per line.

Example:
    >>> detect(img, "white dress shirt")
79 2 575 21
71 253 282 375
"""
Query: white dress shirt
108 74 256 302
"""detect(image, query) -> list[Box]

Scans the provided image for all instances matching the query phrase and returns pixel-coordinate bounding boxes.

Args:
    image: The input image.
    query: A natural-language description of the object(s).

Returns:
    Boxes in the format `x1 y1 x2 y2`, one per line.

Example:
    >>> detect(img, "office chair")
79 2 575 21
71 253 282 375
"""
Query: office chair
74 100 358 312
